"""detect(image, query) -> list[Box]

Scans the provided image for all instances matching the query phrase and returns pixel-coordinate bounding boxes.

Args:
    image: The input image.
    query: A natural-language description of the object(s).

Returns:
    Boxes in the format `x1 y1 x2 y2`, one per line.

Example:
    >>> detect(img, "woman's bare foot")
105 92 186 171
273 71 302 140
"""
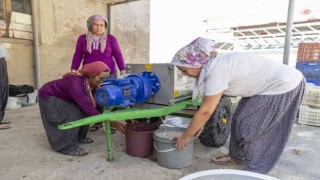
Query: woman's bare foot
211 155 239 164
0 124 11 130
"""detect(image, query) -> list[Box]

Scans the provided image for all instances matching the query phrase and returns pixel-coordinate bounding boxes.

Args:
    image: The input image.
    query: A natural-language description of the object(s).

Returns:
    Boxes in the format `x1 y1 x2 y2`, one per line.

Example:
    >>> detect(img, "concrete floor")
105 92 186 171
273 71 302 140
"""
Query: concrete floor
1 104 320 180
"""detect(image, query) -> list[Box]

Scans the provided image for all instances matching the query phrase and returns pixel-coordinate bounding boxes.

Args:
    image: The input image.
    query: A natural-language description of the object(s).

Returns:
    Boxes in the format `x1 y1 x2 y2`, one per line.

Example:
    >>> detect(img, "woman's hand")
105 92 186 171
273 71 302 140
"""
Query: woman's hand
174 134 191 150
120 70 126 76
111 121 126 135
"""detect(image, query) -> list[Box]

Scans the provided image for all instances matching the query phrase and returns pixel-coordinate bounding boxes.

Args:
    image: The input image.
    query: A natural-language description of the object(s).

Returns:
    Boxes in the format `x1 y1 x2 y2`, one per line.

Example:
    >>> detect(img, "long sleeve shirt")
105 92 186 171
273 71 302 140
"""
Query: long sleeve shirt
0 44 7 58
71 34 126 74
38 76 100 116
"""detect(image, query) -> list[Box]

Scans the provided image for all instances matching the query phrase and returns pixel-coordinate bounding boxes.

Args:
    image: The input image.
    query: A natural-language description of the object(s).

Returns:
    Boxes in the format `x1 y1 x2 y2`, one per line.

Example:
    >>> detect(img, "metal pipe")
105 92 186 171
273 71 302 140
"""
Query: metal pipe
283 0 295 65
31 0 41 89
105 120 113 161
58 99 193 130
107 4 111 34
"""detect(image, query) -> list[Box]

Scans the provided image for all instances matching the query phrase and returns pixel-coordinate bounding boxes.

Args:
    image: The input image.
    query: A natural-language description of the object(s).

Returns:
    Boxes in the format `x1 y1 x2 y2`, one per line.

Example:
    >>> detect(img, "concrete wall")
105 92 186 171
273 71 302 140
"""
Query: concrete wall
38 0 108 84
39 0 150 85
110 0 150 64
5 0 150 88
4 42 34 86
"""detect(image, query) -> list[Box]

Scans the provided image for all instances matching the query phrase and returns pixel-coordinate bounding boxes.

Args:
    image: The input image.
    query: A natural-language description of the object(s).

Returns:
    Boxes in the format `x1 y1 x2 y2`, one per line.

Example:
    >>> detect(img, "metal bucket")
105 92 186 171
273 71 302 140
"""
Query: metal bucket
153 127 194 169
125 123 159 157
179 169 279 180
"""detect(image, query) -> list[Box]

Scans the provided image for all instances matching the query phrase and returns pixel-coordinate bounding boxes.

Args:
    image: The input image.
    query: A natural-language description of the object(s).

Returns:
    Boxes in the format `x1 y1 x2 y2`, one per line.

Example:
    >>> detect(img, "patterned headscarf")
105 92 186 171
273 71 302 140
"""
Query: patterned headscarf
0 20 6 27
87 15 108 31
171 37 217 102
86 15 108 54
171 37 216 68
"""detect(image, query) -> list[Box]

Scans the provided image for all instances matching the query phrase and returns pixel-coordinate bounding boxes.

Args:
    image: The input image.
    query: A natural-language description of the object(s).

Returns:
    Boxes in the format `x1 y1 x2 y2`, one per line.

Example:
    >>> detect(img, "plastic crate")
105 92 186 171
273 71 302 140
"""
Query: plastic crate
298 105 320 126
296 62 320 85
301 83 320 108
297 43 320 62
306 80 320 86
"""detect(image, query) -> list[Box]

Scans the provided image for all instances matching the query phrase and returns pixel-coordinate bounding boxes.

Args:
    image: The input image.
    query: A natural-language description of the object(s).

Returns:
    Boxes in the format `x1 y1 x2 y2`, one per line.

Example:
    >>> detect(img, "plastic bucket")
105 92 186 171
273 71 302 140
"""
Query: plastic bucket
153 127 194 169
179 169 279 180
125 123 159 157
6 97 21 110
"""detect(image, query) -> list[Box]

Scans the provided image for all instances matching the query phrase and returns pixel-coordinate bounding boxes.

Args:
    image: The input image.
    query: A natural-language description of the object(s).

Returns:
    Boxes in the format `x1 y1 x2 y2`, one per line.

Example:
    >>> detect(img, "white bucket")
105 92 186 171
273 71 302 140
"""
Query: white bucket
18 90 38 106
179 169 279 180
161 116 191 128
6 97 21 110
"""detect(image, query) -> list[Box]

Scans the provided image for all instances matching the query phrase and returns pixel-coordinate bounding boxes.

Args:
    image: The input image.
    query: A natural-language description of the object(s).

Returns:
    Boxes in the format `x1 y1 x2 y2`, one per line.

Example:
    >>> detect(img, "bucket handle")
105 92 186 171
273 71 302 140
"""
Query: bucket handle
154 142 176 153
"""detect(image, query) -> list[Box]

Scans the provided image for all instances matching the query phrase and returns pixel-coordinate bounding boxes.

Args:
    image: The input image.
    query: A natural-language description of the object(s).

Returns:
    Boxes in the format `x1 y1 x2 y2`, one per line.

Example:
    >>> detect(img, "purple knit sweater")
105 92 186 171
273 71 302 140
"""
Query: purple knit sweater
71 34 126 74
38 76 100 116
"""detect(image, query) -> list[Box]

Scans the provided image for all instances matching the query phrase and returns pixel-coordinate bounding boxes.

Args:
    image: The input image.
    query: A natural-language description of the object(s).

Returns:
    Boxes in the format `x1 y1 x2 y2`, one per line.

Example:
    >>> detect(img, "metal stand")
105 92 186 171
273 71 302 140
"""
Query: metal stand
58 99 195 161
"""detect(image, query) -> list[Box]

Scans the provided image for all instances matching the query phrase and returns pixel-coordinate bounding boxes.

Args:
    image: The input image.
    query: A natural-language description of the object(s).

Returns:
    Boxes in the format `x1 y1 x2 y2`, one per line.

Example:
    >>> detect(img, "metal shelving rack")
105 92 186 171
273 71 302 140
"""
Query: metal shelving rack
207 20 320 52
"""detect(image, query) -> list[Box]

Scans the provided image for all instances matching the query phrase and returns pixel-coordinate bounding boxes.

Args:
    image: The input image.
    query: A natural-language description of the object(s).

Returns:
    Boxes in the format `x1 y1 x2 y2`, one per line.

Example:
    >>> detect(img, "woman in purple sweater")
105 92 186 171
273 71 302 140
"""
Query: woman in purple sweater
71 14 126 78
38 62 125 156
71 14 127 132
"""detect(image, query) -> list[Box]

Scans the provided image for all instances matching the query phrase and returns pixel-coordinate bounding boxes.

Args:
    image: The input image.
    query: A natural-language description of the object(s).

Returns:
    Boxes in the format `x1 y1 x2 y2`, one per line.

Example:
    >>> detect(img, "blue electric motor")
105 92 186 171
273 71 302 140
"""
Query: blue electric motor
94 72 160 107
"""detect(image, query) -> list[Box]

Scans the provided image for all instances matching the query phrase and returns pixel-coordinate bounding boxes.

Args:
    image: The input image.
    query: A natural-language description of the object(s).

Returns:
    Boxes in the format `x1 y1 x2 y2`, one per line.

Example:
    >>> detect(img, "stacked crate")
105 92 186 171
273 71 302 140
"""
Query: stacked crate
299 84 320 126
297 43 320 62
296 42 320 126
